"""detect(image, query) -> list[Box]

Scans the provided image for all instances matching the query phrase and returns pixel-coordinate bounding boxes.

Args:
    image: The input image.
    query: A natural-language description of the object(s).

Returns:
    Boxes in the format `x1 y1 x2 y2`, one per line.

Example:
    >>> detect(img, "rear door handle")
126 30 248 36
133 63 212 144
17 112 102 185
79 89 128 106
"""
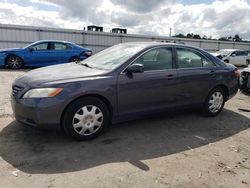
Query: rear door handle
209 70 215 76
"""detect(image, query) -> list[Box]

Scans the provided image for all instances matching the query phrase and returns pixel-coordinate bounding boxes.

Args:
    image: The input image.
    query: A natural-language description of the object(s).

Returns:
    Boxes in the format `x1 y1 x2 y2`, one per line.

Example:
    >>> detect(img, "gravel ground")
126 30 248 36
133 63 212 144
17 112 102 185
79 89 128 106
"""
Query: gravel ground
0 68 250 188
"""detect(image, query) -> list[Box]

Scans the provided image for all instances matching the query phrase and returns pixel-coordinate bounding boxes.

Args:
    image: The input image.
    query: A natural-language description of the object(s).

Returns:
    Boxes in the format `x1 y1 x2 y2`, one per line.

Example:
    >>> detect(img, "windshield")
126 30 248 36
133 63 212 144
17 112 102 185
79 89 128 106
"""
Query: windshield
80 44 146 70
217 49 234 56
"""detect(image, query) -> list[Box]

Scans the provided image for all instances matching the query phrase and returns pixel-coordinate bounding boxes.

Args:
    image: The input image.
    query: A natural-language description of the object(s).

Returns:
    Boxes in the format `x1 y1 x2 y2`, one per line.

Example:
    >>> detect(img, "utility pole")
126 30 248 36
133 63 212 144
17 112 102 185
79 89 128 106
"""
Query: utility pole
169 28 172 37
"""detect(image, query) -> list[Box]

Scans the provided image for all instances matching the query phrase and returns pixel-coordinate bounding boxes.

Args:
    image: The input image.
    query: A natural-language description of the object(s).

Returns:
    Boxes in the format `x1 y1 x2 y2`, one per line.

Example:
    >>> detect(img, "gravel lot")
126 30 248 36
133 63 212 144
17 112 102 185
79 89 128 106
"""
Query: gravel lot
0 68 250 188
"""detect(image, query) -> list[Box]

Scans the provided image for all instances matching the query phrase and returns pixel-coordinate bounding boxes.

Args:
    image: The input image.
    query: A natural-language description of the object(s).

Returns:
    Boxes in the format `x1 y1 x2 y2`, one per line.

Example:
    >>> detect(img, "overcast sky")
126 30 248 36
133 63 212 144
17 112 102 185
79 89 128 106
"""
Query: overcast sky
0 0 250 39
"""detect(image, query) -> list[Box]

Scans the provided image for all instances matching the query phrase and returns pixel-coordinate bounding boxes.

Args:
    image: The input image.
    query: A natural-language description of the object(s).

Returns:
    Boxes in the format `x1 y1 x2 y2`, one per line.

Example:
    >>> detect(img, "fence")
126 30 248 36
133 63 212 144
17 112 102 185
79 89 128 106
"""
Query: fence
0 23 250 53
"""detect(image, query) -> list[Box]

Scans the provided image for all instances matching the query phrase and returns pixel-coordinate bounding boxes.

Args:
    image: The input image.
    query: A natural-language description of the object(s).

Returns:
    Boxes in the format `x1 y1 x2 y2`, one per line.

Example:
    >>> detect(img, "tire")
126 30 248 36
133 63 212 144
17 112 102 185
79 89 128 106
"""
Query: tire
202 87 226 117
5 55 23 69
69 56 80 63
62 97 110 141
224 60 229 64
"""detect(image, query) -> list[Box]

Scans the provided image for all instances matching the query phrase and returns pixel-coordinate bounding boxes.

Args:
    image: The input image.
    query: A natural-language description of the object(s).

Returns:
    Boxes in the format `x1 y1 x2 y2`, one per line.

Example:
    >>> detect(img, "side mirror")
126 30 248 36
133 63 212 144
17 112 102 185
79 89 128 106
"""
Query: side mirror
126 64 144 74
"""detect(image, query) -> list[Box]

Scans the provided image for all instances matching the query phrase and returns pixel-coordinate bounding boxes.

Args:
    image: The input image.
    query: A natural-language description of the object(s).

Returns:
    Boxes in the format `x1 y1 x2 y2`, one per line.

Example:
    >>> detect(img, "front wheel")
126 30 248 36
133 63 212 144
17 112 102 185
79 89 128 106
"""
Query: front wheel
202 87 225 117
5 55 23 69
62 97 109 141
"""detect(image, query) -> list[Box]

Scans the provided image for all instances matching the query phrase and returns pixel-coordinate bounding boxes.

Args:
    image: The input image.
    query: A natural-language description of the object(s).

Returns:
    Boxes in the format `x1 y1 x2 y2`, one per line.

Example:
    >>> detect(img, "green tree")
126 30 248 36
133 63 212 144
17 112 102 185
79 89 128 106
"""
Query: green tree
233 34 242 42
174 33 186 38
193 34 201 39
186 33 193 38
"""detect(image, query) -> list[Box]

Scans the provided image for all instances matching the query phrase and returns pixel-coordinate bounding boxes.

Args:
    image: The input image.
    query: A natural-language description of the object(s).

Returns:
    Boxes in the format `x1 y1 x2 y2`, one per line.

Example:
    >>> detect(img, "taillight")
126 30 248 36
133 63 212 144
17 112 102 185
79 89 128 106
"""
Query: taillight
233 69 241 78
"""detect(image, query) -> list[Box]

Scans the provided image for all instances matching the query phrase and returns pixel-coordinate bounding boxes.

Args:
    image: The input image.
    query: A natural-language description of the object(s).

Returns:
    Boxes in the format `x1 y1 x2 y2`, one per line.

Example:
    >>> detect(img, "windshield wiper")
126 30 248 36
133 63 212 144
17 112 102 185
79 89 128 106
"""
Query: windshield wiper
81 63 93 69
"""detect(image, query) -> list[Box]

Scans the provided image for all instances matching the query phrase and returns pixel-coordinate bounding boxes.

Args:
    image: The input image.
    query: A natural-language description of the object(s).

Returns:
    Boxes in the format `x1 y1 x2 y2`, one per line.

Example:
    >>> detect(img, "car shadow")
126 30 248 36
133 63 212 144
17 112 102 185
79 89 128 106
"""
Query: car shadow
0 109 249 174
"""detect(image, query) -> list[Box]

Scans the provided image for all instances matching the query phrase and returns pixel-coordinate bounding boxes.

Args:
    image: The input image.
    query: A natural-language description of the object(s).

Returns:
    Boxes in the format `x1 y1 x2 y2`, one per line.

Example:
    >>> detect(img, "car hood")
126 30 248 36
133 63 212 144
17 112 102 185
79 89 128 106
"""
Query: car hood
14 63 107 87
0 48 22 53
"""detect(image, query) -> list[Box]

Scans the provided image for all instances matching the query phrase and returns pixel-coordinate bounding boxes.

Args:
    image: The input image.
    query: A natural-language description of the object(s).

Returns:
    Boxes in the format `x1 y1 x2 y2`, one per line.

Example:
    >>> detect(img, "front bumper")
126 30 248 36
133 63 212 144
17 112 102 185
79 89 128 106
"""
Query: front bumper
11 95 64 130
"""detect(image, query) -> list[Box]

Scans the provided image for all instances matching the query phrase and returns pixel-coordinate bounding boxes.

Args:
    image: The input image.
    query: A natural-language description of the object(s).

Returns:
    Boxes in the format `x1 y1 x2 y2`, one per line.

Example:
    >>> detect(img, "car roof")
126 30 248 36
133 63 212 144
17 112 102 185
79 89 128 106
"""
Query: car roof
32 40 75 45
118 41 204 51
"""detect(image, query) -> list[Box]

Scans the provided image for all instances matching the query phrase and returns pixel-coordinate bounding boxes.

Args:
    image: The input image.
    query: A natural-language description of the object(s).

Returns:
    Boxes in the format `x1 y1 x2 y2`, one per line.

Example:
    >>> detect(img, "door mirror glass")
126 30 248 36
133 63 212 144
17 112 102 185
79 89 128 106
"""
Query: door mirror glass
126 64 144 73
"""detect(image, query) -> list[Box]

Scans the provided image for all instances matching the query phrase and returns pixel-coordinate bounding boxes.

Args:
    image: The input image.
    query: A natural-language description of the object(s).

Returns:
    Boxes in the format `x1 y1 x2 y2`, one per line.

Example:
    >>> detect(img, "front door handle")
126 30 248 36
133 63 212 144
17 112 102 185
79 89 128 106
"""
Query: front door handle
167 74 174 80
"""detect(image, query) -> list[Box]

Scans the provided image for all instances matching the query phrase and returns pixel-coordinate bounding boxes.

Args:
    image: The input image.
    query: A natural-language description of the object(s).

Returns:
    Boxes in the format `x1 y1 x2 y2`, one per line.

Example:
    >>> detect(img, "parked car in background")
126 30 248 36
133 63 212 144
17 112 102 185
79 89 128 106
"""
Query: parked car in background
211 49 250 66
0 40 92 69
240 66 250 93
11 42 239 140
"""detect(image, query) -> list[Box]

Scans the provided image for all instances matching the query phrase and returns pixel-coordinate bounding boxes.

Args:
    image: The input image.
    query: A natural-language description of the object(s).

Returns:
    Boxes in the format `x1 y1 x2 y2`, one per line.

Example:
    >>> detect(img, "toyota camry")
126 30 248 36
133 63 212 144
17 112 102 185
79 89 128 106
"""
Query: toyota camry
11 42 239 140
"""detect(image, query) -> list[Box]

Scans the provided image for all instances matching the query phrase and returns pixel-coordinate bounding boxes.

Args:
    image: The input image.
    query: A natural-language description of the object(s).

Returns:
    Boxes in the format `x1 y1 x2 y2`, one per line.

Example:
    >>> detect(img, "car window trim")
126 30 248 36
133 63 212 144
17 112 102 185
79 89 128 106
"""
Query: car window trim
120 46 175 74
175 46 218 69
53 42 68 50
31 42 49 51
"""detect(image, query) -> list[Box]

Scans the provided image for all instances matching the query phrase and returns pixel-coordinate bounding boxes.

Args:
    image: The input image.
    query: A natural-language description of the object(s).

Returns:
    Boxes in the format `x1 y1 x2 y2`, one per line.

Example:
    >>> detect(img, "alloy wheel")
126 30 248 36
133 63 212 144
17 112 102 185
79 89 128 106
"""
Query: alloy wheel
208 91 224 113
72 105 103 136
7 56 22 69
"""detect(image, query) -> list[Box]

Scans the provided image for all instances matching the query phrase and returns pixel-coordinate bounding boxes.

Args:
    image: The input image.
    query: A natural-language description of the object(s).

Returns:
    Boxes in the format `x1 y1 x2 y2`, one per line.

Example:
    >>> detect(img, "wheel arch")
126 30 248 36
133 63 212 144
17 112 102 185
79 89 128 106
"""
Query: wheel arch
68 56 80 62
60 94 113 129
5 53 24 65
210 84 229 101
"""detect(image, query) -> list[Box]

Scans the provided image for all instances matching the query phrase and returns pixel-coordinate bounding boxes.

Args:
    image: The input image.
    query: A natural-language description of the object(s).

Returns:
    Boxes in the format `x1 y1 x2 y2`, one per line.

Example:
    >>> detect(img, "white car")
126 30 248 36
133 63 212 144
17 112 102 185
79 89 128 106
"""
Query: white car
212 49 250 66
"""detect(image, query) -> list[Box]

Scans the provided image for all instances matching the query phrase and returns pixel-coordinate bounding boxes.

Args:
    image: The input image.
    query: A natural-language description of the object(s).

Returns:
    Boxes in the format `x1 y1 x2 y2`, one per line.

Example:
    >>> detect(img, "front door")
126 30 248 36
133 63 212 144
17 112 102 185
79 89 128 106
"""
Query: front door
25 42 55 66
117 47 178 119
229 51 248 66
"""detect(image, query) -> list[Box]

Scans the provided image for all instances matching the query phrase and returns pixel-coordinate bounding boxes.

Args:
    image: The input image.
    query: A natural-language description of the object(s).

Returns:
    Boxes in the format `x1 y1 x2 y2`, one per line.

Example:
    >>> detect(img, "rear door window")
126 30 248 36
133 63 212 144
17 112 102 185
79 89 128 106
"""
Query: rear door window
53 42 68 50
177 48 215 68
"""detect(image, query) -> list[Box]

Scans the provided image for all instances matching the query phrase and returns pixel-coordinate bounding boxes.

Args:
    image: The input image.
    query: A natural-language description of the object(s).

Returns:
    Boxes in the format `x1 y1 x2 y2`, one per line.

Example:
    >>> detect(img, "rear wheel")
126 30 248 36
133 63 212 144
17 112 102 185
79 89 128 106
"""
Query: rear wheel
5 55 23 69
62 97 109 141
69 56 80 63
202 87 225 116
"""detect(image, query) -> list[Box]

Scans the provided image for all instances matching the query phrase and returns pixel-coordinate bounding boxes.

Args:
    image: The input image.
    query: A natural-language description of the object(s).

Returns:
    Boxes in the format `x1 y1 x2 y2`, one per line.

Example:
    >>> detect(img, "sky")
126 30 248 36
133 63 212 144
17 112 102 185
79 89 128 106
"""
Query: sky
0 0 250 39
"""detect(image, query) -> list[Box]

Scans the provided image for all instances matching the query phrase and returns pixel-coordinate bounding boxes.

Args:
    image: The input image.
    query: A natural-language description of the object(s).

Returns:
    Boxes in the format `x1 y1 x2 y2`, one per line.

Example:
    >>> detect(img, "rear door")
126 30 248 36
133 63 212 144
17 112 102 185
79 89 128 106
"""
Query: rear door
117 47 179 118
175 47 218 105
50 42 73 63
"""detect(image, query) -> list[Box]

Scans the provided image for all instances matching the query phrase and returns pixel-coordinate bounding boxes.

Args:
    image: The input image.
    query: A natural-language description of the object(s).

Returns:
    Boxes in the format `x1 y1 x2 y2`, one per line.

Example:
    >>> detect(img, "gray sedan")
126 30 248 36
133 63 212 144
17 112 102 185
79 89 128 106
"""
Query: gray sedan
11 42 239 140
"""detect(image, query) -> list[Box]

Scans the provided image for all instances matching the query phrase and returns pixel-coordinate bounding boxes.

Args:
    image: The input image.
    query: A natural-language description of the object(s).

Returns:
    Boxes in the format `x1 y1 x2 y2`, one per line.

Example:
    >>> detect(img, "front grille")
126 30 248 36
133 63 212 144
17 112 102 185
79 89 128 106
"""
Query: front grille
12 85 24 97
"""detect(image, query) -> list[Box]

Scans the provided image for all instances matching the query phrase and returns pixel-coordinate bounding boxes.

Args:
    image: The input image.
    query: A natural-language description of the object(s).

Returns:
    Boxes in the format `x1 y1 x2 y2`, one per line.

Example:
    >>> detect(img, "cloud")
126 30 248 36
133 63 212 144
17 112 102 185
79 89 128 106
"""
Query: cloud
0 2 86 29
110 0 177 13
0 0 250 39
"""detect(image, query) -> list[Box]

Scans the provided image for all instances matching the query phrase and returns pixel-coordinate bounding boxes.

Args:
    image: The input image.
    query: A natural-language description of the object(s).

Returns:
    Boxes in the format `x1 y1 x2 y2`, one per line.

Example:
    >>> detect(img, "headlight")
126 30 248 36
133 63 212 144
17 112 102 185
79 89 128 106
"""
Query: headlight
23 88 63 98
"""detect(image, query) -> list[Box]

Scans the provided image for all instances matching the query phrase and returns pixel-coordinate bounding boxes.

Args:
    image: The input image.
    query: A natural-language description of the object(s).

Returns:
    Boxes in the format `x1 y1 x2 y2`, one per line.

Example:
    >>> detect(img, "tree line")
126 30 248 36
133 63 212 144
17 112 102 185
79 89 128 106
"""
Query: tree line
173 33 246 42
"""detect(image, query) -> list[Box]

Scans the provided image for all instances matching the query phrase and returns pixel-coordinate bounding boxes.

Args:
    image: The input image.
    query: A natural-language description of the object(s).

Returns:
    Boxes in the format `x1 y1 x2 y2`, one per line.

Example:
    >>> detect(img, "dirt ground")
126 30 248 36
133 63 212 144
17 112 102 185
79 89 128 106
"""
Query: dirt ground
0 69 250 188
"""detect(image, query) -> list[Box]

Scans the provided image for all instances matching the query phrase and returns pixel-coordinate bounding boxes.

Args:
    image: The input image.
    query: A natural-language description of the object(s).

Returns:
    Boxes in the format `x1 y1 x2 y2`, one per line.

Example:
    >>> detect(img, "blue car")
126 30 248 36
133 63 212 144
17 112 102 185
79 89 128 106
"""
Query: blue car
0 40 92 69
